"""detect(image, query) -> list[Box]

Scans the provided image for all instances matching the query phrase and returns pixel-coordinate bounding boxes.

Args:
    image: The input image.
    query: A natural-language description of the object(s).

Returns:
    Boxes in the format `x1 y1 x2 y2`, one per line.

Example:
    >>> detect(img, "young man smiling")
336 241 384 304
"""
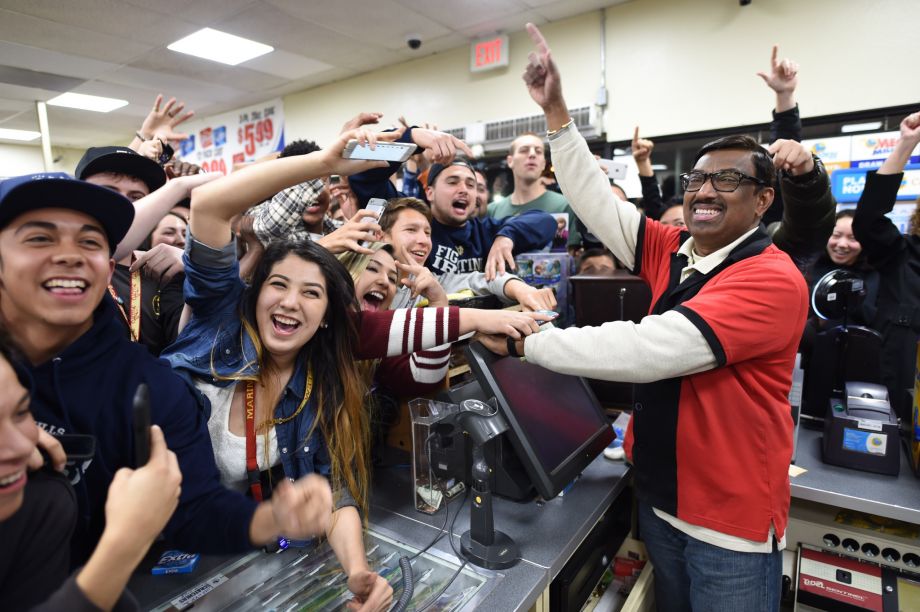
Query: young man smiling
483 24 834 611
0 173 336 568
378 197 557 311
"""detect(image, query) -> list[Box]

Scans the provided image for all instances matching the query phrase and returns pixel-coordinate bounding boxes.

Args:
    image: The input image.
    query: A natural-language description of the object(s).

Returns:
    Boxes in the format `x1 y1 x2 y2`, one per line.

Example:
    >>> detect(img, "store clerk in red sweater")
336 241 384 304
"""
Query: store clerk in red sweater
481 24 824 612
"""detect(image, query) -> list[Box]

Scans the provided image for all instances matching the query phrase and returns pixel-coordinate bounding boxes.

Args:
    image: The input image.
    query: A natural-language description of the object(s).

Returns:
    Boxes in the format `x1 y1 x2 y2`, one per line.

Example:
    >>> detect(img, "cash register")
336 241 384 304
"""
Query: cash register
822 382 901 475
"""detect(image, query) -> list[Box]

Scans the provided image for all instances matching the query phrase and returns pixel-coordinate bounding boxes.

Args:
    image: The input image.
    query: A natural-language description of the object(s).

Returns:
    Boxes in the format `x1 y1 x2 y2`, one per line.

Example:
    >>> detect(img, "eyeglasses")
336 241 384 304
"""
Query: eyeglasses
680 170 767 193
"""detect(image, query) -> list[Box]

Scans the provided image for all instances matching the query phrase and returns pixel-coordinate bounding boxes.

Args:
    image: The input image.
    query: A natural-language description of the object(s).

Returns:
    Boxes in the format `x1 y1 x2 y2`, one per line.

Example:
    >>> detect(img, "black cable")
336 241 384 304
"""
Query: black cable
390 556 414 612
416 488 471 612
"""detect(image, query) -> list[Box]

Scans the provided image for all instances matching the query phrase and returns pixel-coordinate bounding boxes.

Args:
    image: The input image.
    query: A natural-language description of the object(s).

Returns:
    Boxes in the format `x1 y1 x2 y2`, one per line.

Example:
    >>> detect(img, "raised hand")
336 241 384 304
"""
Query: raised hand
483 235 516 281
130 244 185 284
522 23 566 116
138 94 195 143
756 45 799 94
318 128 400 177
317 209 381 255
103 425 182 545
410 128 474 164
900 111 920 144
396 260 448 306
756 45 799 112
632 126 655 176
340 112 384 134
768 139 814 176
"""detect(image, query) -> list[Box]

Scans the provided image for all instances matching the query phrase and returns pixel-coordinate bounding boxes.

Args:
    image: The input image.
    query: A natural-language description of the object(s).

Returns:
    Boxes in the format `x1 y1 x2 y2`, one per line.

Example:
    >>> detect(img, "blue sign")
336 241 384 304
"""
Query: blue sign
213 126 227 148
831 164 920 203
179 135 195 157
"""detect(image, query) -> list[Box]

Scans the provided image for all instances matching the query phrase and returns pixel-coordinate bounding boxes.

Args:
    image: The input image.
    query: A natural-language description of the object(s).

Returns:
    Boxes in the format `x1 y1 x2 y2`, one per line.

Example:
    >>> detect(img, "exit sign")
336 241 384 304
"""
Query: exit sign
470 34 509 73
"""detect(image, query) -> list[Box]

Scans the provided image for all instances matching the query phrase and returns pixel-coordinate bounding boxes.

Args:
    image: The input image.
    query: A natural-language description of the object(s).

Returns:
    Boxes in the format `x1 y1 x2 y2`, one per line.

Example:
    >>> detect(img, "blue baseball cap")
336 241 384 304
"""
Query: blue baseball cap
0 172 135 252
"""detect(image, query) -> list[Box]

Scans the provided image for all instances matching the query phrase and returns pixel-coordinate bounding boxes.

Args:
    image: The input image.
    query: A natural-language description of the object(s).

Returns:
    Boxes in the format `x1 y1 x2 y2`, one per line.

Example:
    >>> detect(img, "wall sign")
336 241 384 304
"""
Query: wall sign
470 34 509 73
178 98 284 175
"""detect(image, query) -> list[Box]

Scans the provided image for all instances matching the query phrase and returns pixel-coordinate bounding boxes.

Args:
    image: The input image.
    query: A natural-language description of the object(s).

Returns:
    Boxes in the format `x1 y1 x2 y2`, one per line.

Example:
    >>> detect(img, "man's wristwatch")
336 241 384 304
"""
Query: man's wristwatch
506 337 523 358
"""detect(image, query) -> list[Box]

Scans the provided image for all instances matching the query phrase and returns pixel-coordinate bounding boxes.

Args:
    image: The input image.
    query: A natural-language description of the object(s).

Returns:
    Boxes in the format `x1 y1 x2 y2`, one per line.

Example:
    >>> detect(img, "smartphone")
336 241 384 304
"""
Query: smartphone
361 198 388 247
329 174 341 184
598 158 628 180
364 198 388 222
59 434 96 464
158 141 175 166
343 140 416 163
132 383 152 467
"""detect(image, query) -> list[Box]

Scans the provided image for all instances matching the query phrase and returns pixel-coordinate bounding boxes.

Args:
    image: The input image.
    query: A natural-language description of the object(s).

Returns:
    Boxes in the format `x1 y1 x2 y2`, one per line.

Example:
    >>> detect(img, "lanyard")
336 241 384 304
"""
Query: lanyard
242 365 314 503
244 380 264 502
108 268 141 342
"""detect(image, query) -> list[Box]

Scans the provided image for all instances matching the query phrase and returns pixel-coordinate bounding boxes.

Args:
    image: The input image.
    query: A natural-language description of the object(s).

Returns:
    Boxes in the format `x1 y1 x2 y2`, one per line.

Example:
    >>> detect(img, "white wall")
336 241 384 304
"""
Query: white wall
284 11 603 147
0 143 85 178
283 0 920 146
604 0 920 141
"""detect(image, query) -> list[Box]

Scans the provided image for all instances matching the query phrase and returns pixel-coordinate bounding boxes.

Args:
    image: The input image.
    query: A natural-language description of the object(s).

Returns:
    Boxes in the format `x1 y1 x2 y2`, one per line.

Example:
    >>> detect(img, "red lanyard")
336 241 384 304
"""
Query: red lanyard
244 380 263 502
108 268 141 342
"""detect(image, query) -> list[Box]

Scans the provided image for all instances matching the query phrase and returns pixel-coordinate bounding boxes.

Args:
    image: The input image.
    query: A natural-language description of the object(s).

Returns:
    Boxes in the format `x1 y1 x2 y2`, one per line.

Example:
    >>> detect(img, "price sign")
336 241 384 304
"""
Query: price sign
177 98 284 175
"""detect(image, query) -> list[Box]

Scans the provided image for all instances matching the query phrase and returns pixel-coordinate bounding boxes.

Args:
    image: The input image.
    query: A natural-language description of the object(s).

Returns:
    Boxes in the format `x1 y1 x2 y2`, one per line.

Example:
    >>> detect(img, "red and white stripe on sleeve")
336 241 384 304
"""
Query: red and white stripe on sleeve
355 306 460 360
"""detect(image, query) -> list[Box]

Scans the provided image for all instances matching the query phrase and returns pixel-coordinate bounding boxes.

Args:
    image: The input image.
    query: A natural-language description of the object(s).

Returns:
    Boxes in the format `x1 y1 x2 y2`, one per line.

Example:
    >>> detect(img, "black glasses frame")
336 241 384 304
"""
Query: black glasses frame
680 169 767 193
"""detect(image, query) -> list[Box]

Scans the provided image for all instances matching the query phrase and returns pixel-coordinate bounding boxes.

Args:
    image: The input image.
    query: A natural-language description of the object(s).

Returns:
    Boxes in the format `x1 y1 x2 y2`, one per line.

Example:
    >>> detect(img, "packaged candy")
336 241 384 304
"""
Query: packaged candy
152 550 200 575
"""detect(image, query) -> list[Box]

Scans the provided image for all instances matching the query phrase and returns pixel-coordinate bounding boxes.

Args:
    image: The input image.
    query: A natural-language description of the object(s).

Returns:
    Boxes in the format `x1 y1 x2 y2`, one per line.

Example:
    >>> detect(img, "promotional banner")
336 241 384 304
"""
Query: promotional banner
832 164 920 203
802 135 851 170
177 98 284 175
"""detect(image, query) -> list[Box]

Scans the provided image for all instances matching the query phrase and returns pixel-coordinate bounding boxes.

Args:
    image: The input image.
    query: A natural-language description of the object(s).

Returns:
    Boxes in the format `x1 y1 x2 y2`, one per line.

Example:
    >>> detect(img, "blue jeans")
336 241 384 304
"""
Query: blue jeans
637 501 781 612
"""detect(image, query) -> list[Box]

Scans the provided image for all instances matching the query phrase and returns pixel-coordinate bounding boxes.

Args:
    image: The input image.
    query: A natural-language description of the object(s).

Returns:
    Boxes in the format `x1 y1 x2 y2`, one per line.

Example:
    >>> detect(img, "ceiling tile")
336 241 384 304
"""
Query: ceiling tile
266 0 451 50
534 0 631 21
0 0 198 46
128 52 289 93
457 10 548 38
0 8 154 64
242 50 333 80
119 0 260 26
0 41 120 81
395 0 529 31
101 66 246 104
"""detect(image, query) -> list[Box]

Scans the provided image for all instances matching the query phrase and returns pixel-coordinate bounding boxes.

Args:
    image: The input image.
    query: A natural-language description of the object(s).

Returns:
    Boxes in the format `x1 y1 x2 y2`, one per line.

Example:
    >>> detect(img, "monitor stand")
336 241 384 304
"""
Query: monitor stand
460 444 520 570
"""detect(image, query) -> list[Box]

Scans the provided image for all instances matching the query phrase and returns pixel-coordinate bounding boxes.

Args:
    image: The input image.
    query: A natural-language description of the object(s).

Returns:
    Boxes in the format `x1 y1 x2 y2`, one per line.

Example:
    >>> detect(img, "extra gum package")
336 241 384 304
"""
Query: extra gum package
151 550 200 575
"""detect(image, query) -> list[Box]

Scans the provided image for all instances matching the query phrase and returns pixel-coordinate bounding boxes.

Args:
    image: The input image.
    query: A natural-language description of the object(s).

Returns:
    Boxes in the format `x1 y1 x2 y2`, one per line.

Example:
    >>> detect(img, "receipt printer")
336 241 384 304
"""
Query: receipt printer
823 382 900 475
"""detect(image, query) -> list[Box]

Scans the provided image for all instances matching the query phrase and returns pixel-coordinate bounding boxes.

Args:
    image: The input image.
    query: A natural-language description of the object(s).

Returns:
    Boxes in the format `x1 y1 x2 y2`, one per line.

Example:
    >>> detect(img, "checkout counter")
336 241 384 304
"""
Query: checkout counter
129 457 632 611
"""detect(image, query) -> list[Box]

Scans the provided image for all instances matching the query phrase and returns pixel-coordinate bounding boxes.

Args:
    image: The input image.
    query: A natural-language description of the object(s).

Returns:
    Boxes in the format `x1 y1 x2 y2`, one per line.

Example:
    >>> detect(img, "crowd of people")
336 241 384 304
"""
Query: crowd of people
0 21 918 612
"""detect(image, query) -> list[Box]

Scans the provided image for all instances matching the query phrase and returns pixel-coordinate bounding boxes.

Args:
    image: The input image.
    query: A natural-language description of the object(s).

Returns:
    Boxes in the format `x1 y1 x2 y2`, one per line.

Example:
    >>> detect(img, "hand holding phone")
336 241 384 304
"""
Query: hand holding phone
343 140 416 163
361 198 388 247
133 383 152 467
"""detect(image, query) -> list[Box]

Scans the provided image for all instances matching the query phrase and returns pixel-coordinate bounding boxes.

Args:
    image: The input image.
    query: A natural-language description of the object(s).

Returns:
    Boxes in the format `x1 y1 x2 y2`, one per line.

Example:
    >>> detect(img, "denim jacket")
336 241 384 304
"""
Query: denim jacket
162 235 341 504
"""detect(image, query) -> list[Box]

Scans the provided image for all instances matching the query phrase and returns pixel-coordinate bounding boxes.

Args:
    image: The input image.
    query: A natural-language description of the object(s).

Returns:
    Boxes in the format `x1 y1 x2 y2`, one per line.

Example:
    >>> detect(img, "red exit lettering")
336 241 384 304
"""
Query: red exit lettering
476 38 503 67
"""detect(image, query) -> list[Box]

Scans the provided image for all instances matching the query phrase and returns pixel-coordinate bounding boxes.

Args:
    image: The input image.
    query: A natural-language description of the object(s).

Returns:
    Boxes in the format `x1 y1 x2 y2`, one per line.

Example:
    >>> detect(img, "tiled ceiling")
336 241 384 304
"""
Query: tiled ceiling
0 0 626 149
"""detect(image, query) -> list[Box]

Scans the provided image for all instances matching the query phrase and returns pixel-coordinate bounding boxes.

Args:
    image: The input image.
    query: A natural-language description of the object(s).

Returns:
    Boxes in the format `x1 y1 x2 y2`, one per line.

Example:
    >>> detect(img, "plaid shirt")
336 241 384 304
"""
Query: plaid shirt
248 178 339 246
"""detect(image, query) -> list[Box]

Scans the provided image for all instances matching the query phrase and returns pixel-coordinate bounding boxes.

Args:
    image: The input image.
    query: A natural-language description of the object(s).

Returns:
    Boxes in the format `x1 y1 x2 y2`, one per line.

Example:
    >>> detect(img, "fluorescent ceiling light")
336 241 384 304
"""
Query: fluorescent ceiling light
613 148 627 155
841 121 882 133
47 92 128 113
0 128 41 141
650 164 669 171
168 28 273 65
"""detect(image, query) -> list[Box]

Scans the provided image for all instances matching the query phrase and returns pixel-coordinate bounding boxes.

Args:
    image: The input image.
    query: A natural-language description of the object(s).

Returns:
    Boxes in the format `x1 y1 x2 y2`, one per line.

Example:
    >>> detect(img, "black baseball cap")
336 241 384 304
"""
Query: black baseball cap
426 159 475 187
0 172 135 252
75 146 167 193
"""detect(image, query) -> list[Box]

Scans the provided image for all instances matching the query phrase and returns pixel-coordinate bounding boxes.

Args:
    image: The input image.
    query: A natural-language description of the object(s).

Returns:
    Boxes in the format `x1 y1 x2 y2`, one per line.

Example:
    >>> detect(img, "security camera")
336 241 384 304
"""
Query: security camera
740 0 752 5
406 34 422 50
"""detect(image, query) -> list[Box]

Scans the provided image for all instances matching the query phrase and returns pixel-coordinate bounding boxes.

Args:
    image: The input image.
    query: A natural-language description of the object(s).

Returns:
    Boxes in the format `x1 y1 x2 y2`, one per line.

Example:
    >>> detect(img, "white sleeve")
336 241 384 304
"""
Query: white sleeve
522 310 718 383
550 123 643 271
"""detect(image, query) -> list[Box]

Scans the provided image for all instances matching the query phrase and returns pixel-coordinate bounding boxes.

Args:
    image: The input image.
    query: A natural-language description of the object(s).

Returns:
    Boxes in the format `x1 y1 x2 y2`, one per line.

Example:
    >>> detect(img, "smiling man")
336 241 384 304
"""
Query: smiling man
483 24 833 611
